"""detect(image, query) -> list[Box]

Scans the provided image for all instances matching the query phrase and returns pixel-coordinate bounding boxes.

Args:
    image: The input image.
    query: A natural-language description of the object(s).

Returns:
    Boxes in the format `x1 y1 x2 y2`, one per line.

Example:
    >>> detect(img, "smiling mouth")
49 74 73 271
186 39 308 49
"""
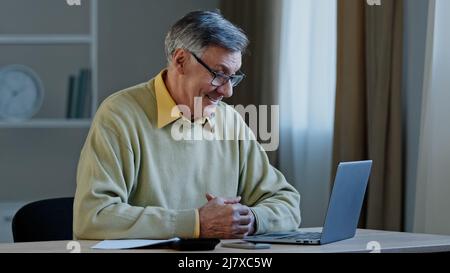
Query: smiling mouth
206 94 223 103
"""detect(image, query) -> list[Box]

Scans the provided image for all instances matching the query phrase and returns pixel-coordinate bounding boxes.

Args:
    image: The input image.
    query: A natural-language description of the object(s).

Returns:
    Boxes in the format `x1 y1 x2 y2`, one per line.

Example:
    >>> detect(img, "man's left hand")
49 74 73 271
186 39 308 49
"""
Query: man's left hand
205 193 255 236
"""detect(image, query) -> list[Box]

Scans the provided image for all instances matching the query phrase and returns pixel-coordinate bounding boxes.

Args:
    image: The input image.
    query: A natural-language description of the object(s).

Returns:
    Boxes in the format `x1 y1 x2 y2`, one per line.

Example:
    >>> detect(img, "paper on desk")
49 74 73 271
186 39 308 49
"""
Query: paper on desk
91 237 180 249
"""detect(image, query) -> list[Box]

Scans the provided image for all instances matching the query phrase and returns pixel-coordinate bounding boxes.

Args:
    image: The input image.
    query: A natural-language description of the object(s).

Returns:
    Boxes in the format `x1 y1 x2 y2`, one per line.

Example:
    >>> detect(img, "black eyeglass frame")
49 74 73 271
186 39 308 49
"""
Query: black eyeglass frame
190 51 245 87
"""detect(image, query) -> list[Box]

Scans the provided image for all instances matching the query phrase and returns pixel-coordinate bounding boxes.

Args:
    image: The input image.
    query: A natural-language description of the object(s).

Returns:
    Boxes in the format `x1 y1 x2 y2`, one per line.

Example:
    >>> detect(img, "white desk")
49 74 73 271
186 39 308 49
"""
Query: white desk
1 228 450 253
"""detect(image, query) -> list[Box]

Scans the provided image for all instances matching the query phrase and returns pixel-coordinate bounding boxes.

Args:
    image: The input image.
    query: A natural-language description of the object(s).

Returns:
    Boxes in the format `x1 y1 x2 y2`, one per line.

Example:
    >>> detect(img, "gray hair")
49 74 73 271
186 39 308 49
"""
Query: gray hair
165 10 249 64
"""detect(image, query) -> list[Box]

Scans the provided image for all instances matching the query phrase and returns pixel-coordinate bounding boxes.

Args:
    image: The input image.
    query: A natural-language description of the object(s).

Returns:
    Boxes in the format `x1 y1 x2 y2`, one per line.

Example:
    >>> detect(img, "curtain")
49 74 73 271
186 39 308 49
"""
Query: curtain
222 0 337 227
414 0 450 235
220 0 283 165
333 0 404 231
277 0 337 227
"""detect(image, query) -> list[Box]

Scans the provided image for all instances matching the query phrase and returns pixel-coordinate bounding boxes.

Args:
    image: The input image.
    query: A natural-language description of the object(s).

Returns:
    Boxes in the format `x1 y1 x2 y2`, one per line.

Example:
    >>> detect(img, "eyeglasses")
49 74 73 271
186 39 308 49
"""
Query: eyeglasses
190 52 245 87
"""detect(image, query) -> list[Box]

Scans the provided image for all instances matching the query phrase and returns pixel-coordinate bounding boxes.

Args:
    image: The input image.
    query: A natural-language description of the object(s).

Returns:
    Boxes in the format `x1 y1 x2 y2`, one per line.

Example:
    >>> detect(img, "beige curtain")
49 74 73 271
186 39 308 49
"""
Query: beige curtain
333 0 404 231
220 0 283 165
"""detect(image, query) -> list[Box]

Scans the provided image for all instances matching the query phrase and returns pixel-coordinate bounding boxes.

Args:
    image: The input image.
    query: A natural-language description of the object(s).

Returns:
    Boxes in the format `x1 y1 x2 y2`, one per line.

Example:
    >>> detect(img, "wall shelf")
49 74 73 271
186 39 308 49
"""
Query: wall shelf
0 35 93 45
0 0 98 129
0 119 92 129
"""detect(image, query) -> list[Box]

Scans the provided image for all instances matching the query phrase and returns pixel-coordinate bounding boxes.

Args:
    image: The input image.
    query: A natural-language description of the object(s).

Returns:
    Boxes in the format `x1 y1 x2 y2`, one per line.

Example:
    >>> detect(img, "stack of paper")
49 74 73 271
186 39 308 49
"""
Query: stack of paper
91 237 180 250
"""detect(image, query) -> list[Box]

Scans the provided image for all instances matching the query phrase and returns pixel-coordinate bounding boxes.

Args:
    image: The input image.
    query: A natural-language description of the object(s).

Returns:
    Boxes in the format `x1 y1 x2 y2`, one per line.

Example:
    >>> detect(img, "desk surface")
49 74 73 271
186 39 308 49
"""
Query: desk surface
1 228 450 253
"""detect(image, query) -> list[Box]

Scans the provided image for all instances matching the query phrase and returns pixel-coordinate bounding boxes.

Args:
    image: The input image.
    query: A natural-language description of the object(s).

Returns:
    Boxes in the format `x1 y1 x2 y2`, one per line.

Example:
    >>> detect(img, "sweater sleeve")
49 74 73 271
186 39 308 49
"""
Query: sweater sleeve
73 106 196 240
237 120 301 235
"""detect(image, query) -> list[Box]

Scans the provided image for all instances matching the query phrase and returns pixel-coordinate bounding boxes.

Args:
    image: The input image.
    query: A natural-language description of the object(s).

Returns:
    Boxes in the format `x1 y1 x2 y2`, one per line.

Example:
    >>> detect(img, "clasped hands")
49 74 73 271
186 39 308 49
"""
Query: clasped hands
198 193 255 239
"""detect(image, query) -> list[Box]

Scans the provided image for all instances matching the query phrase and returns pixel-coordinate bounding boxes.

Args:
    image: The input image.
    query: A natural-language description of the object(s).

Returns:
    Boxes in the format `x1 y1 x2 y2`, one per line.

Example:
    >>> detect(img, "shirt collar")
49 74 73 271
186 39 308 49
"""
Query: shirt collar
153 70 216 129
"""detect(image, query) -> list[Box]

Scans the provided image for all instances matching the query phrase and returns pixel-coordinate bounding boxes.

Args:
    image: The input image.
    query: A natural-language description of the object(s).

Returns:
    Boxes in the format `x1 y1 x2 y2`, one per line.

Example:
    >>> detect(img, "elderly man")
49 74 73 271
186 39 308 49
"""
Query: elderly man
73 10 300 240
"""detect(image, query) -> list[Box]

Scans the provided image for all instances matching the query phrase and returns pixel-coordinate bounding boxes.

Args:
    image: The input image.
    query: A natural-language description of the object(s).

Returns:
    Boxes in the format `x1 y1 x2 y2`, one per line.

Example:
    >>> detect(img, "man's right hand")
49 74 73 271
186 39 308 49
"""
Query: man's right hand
198 193 254 239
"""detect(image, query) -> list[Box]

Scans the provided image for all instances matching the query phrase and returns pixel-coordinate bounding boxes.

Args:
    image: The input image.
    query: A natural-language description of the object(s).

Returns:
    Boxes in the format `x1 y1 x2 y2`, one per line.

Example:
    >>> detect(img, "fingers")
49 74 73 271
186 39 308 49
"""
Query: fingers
223 196 241 204
233 224 253 235
198 201 255 239
205 193 216 201
232 204 251 215
237 214 252 225
205 193 241 204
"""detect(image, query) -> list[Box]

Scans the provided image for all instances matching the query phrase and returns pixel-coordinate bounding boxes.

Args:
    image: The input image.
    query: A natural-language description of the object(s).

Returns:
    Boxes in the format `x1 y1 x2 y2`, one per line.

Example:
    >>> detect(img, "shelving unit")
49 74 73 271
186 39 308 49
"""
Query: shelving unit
0 0 98 129
0 119 92 129
0 34 92 44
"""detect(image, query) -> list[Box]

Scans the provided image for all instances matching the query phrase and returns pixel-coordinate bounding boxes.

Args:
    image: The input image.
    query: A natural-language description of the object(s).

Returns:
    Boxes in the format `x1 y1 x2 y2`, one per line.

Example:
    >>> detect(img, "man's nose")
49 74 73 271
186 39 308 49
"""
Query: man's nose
216 81 233 98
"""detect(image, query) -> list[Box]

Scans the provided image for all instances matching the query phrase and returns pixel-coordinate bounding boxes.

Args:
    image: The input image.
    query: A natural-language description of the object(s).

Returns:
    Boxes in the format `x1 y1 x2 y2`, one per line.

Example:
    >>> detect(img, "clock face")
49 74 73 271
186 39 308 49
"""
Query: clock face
0 65 44 120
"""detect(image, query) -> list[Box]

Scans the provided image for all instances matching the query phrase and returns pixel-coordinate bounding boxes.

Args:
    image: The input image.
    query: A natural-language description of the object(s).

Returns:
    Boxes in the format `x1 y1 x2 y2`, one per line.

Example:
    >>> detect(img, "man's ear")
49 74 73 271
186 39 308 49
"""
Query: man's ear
172 48 188 75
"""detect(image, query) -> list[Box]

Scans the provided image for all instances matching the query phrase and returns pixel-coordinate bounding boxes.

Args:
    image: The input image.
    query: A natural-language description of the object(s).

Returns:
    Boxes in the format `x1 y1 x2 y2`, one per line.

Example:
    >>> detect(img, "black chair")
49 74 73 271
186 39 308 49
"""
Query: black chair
12 197 74 242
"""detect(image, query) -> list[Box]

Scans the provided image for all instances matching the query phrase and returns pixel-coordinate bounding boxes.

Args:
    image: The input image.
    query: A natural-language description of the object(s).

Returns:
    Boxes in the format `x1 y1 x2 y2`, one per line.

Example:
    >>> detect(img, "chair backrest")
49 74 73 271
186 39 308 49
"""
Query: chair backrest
12 197 74 242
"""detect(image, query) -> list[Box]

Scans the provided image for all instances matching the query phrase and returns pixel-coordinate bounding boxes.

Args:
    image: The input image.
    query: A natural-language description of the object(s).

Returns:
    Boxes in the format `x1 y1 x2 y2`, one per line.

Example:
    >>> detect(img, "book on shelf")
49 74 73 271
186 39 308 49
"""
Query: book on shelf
66 75 76 119
66 68 92 119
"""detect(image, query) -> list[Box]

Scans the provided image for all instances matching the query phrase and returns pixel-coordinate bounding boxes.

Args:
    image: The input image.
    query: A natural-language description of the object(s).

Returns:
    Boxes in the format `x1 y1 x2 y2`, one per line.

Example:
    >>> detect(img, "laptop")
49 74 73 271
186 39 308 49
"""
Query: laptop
244 160 372 245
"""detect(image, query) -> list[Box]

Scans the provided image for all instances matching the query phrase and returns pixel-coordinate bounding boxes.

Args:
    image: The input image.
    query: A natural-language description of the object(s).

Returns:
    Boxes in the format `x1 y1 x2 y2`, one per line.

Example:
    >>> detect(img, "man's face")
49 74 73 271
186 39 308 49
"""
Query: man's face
182 46 242 118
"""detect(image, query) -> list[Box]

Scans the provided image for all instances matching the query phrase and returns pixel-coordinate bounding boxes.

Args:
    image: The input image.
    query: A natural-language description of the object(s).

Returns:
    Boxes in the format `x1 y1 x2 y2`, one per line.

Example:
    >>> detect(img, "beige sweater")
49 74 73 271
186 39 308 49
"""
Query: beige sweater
73 72 301 239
